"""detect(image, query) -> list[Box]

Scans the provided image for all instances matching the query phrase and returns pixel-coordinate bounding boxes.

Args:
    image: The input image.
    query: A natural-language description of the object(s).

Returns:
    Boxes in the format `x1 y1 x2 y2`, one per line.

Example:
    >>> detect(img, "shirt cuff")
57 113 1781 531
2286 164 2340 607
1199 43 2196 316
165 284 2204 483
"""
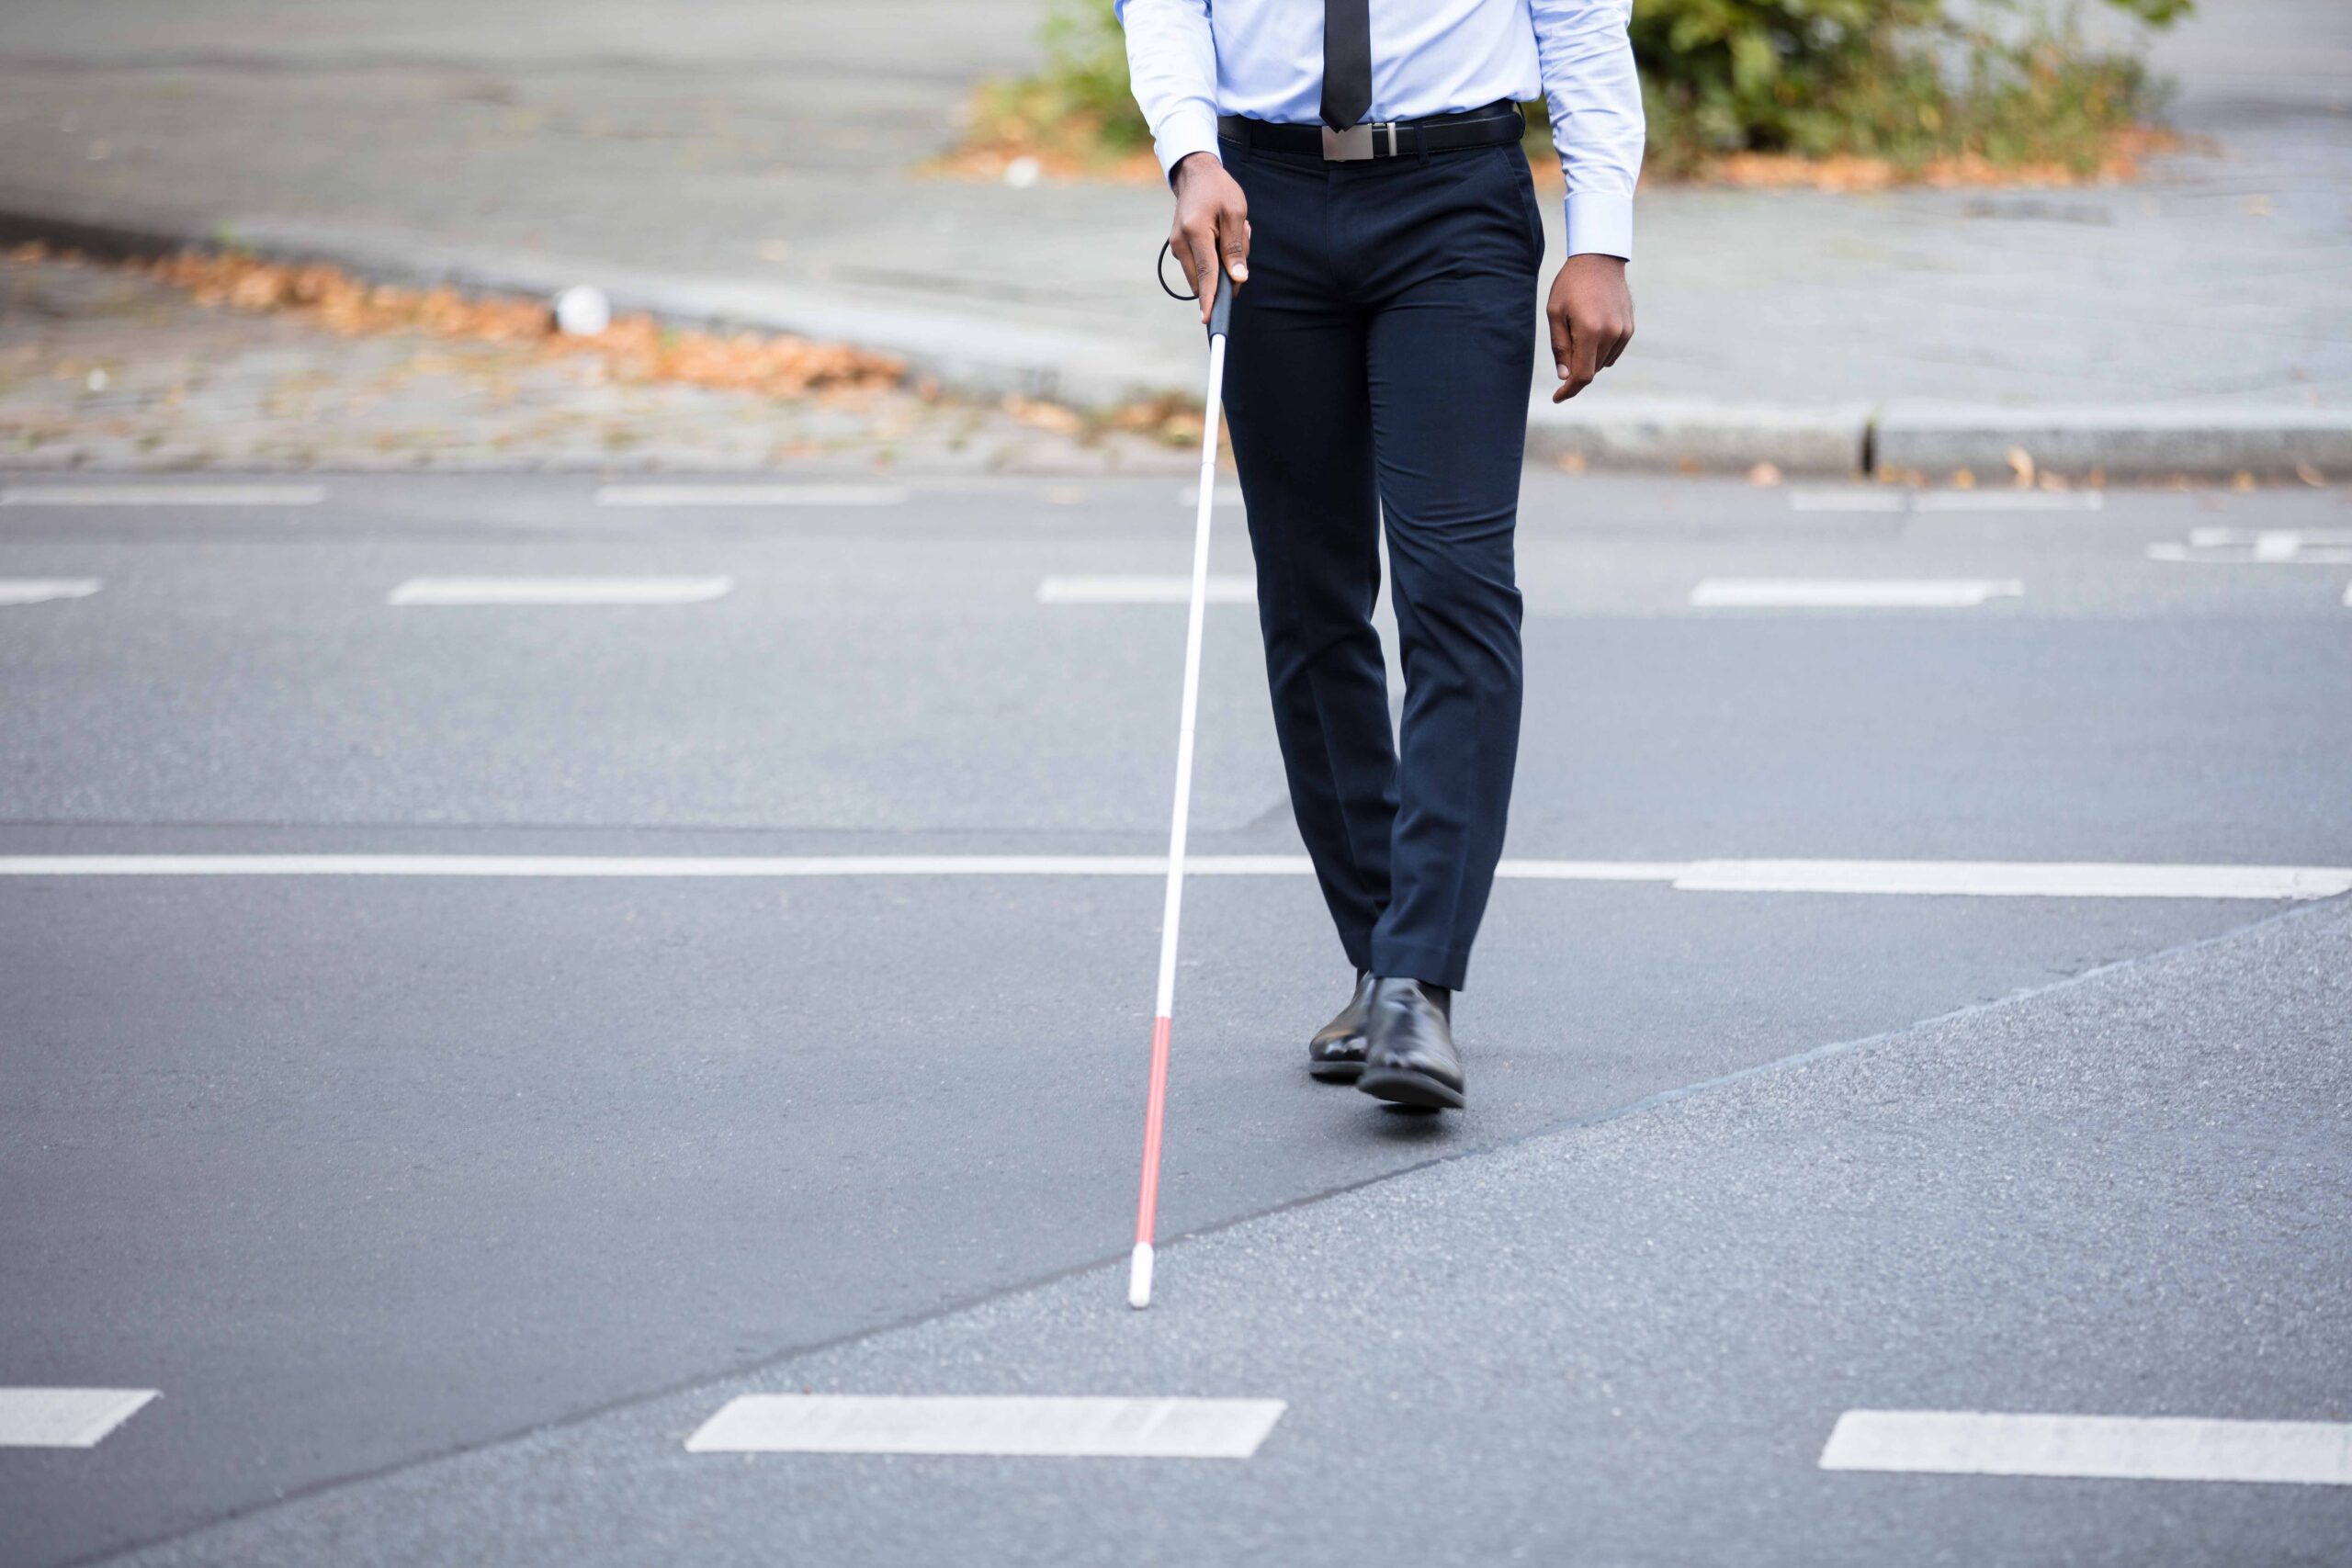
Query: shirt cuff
1563 189 1634 261
1153 103 1223 186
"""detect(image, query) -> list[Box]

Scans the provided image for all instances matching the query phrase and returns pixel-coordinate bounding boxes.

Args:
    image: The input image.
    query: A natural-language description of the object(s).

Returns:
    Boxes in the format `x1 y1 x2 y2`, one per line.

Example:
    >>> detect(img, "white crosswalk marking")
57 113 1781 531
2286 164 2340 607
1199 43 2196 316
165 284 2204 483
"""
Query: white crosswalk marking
1689 578 2022 608
0 1388 158 1449
387 577 733 605
686 1395 1285 1458
1821 1410 2352 1485
1037 575 1256 604
0 578 102 605
594 484 906 507
0 484 324 507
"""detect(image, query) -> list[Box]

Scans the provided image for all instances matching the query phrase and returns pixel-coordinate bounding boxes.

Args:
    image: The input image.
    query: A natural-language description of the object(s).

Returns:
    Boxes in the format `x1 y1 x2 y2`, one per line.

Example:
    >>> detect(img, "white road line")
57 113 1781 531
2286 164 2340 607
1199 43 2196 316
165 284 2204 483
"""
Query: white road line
1821 1410 2352 1485
1788 491 2102 514
685 1395 1285 1459
1674 860 2352 900
1037 575 1257 604
387 577 733 606
0 1388 158 1449
0 855 2343 901
1689 578 2023 608
2150 528 2352 565
594 484 907 507
1913 491 2105 513
1175 485 1245 508
1787 490 1909 513
0 853 1273 878
0 484 325 507
2342 581 2351 607
0 578 102 605
1500 859 1687 882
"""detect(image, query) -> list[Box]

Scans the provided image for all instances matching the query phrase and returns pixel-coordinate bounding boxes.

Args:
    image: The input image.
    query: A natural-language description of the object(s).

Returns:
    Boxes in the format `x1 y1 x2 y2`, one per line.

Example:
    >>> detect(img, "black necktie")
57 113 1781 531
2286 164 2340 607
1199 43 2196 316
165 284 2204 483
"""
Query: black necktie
1321 0 1373 130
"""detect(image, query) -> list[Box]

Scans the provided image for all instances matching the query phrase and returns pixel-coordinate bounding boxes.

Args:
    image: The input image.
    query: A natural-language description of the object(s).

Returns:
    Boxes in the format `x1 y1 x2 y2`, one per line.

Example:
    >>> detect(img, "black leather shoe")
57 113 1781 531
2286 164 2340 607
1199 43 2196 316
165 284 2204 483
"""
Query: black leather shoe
1357 977 1464 1110
1306 970 1374 1082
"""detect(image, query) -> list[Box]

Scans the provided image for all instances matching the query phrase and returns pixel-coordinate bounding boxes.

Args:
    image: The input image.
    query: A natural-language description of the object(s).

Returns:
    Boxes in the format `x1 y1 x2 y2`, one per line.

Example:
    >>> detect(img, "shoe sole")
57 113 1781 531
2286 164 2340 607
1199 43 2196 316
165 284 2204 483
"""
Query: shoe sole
1356 1065 1465 1111
1307 1059 1364 1083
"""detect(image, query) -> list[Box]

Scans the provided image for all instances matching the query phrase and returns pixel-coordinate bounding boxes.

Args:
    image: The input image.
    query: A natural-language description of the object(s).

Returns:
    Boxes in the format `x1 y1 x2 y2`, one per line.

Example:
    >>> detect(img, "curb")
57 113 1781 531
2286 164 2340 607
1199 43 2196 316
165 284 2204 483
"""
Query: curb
1524 395 1872 476
3 202 2344 480
0 204 1196 410
1874 403 2352 480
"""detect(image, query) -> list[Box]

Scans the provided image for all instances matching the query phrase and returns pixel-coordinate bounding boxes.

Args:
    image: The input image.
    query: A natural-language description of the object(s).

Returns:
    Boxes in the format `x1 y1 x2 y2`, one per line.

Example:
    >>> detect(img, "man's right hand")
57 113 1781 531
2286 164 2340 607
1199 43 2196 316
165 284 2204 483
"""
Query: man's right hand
1170 152 1250 324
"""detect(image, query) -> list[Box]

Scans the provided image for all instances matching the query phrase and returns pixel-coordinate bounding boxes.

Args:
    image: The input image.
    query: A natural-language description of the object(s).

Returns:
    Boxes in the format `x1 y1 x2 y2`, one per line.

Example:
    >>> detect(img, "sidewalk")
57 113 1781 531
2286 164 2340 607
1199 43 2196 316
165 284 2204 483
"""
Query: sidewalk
1 0 2346 472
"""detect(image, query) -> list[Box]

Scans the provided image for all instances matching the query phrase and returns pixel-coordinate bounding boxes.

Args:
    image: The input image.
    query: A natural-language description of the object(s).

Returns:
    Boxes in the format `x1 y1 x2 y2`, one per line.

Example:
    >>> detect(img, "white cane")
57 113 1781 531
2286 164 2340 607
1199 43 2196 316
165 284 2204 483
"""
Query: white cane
1127 264 1235 1310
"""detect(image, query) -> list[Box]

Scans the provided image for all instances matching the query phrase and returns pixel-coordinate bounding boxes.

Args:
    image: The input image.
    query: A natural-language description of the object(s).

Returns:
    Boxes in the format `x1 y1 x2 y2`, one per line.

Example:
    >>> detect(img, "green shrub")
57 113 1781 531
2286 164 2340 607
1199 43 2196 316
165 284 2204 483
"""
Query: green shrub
1627 0 2177 175
966 0 1156 162
995 0 2186 177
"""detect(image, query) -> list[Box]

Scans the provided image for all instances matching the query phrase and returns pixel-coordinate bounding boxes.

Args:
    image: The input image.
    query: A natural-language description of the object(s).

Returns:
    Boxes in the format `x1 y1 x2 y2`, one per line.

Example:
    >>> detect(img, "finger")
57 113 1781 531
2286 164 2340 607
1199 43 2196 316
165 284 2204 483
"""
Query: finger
1221 219 1250 288
1182 224 1217 322
1602 321 1633 370
1565 311 1601 398
1547 301 1572 386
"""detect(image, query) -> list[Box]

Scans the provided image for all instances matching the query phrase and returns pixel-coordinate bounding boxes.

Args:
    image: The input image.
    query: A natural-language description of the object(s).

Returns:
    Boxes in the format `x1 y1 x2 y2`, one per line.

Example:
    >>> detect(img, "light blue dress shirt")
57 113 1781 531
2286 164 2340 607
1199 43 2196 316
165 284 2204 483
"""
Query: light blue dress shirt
1116 0 1643 259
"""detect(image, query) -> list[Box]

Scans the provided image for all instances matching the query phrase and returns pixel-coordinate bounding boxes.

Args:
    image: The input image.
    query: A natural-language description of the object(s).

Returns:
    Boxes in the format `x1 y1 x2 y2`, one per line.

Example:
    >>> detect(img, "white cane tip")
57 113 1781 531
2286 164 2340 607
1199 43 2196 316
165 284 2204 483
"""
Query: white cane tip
1127 1243 1154 1309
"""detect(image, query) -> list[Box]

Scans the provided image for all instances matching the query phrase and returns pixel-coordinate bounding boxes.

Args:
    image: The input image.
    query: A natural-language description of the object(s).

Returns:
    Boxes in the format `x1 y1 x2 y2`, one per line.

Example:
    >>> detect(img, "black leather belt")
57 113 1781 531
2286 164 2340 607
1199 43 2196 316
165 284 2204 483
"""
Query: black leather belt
1218 100 1526 163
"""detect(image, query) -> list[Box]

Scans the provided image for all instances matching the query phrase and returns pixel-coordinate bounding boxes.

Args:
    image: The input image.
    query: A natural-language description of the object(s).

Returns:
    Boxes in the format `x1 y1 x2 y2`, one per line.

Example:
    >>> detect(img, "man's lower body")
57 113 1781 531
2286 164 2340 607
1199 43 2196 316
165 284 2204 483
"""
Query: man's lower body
1217 127 1540 1108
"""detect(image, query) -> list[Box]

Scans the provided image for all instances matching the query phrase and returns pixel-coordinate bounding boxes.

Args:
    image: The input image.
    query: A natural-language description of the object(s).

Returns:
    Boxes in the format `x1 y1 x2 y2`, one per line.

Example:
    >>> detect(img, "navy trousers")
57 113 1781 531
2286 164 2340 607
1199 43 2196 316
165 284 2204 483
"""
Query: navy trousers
1218 132 1540 992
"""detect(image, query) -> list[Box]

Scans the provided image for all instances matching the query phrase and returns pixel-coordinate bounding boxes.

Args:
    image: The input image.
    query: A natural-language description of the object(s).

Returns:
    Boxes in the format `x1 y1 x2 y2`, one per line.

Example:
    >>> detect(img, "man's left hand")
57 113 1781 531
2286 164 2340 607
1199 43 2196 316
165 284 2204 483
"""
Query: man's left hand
1547 254 1634 402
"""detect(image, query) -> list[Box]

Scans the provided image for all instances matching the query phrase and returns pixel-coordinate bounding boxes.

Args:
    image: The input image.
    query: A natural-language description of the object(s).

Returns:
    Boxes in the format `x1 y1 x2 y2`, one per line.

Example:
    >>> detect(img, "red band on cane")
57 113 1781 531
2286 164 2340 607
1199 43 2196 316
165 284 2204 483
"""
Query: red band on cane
1134 1014 1174 1246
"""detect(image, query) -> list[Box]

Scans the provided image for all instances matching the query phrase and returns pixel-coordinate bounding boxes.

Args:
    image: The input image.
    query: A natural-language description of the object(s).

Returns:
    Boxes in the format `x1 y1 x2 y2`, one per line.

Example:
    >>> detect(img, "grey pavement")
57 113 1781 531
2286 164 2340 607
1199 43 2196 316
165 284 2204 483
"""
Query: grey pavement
3 470 2349 1564
85 894 2352 1568
0 2 2348 469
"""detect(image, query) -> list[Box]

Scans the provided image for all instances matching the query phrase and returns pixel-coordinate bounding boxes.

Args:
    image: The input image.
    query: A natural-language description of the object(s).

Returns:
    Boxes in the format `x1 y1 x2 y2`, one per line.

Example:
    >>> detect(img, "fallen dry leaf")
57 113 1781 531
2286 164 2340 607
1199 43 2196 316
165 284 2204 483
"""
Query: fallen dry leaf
1001 392 1083 435
133 251 900 400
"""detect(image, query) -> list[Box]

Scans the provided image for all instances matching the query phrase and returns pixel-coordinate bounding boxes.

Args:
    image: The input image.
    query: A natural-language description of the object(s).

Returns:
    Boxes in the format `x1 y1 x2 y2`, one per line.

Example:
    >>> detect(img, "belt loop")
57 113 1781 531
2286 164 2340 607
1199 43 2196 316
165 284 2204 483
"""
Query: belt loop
1416 121 1430 163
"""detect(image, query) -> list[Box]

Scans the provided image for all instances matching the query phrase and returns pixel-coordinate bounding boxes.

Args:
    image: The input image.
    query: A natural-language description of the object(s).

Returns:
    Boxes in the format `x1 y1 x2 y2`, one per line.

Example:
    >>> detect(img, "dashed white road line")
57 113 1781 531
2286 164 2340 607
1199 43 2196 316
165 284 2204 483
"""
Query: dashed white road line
685 1395 1285 1459
1786 490 2102 514
1821 1410 2352 1486
2149 527 2352 565
1787 490 1908 513
2342 581 2351 608
1037 575 1257 604
0 1388 158 1449
1913 491 2104 513
0 855 2342 900
0 578 102 605
594 484 907 507
1689 578 2023 608
1175 485 1245 508
386 577 734 606
0 484 326 507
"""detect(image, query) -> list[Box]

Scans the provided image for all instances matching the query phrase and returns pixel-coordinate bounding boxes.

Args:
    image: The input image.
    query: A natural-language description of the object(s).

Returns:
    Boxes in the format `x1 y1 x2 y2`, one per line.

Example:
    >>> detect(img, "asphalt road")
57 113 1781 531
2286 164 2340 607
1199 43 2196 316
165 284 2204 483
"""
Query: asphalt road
3 471 2348 1566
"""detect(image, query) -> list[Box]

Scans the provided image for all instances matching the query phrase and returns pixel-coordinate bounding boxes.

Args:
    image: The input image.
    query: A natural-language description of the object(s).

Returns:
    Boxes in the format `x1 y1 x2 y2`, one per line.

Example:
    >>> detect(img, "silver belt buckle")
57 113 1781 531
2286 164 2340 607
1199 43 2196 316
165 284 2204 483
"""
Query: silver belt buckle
1321 122 1393 162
